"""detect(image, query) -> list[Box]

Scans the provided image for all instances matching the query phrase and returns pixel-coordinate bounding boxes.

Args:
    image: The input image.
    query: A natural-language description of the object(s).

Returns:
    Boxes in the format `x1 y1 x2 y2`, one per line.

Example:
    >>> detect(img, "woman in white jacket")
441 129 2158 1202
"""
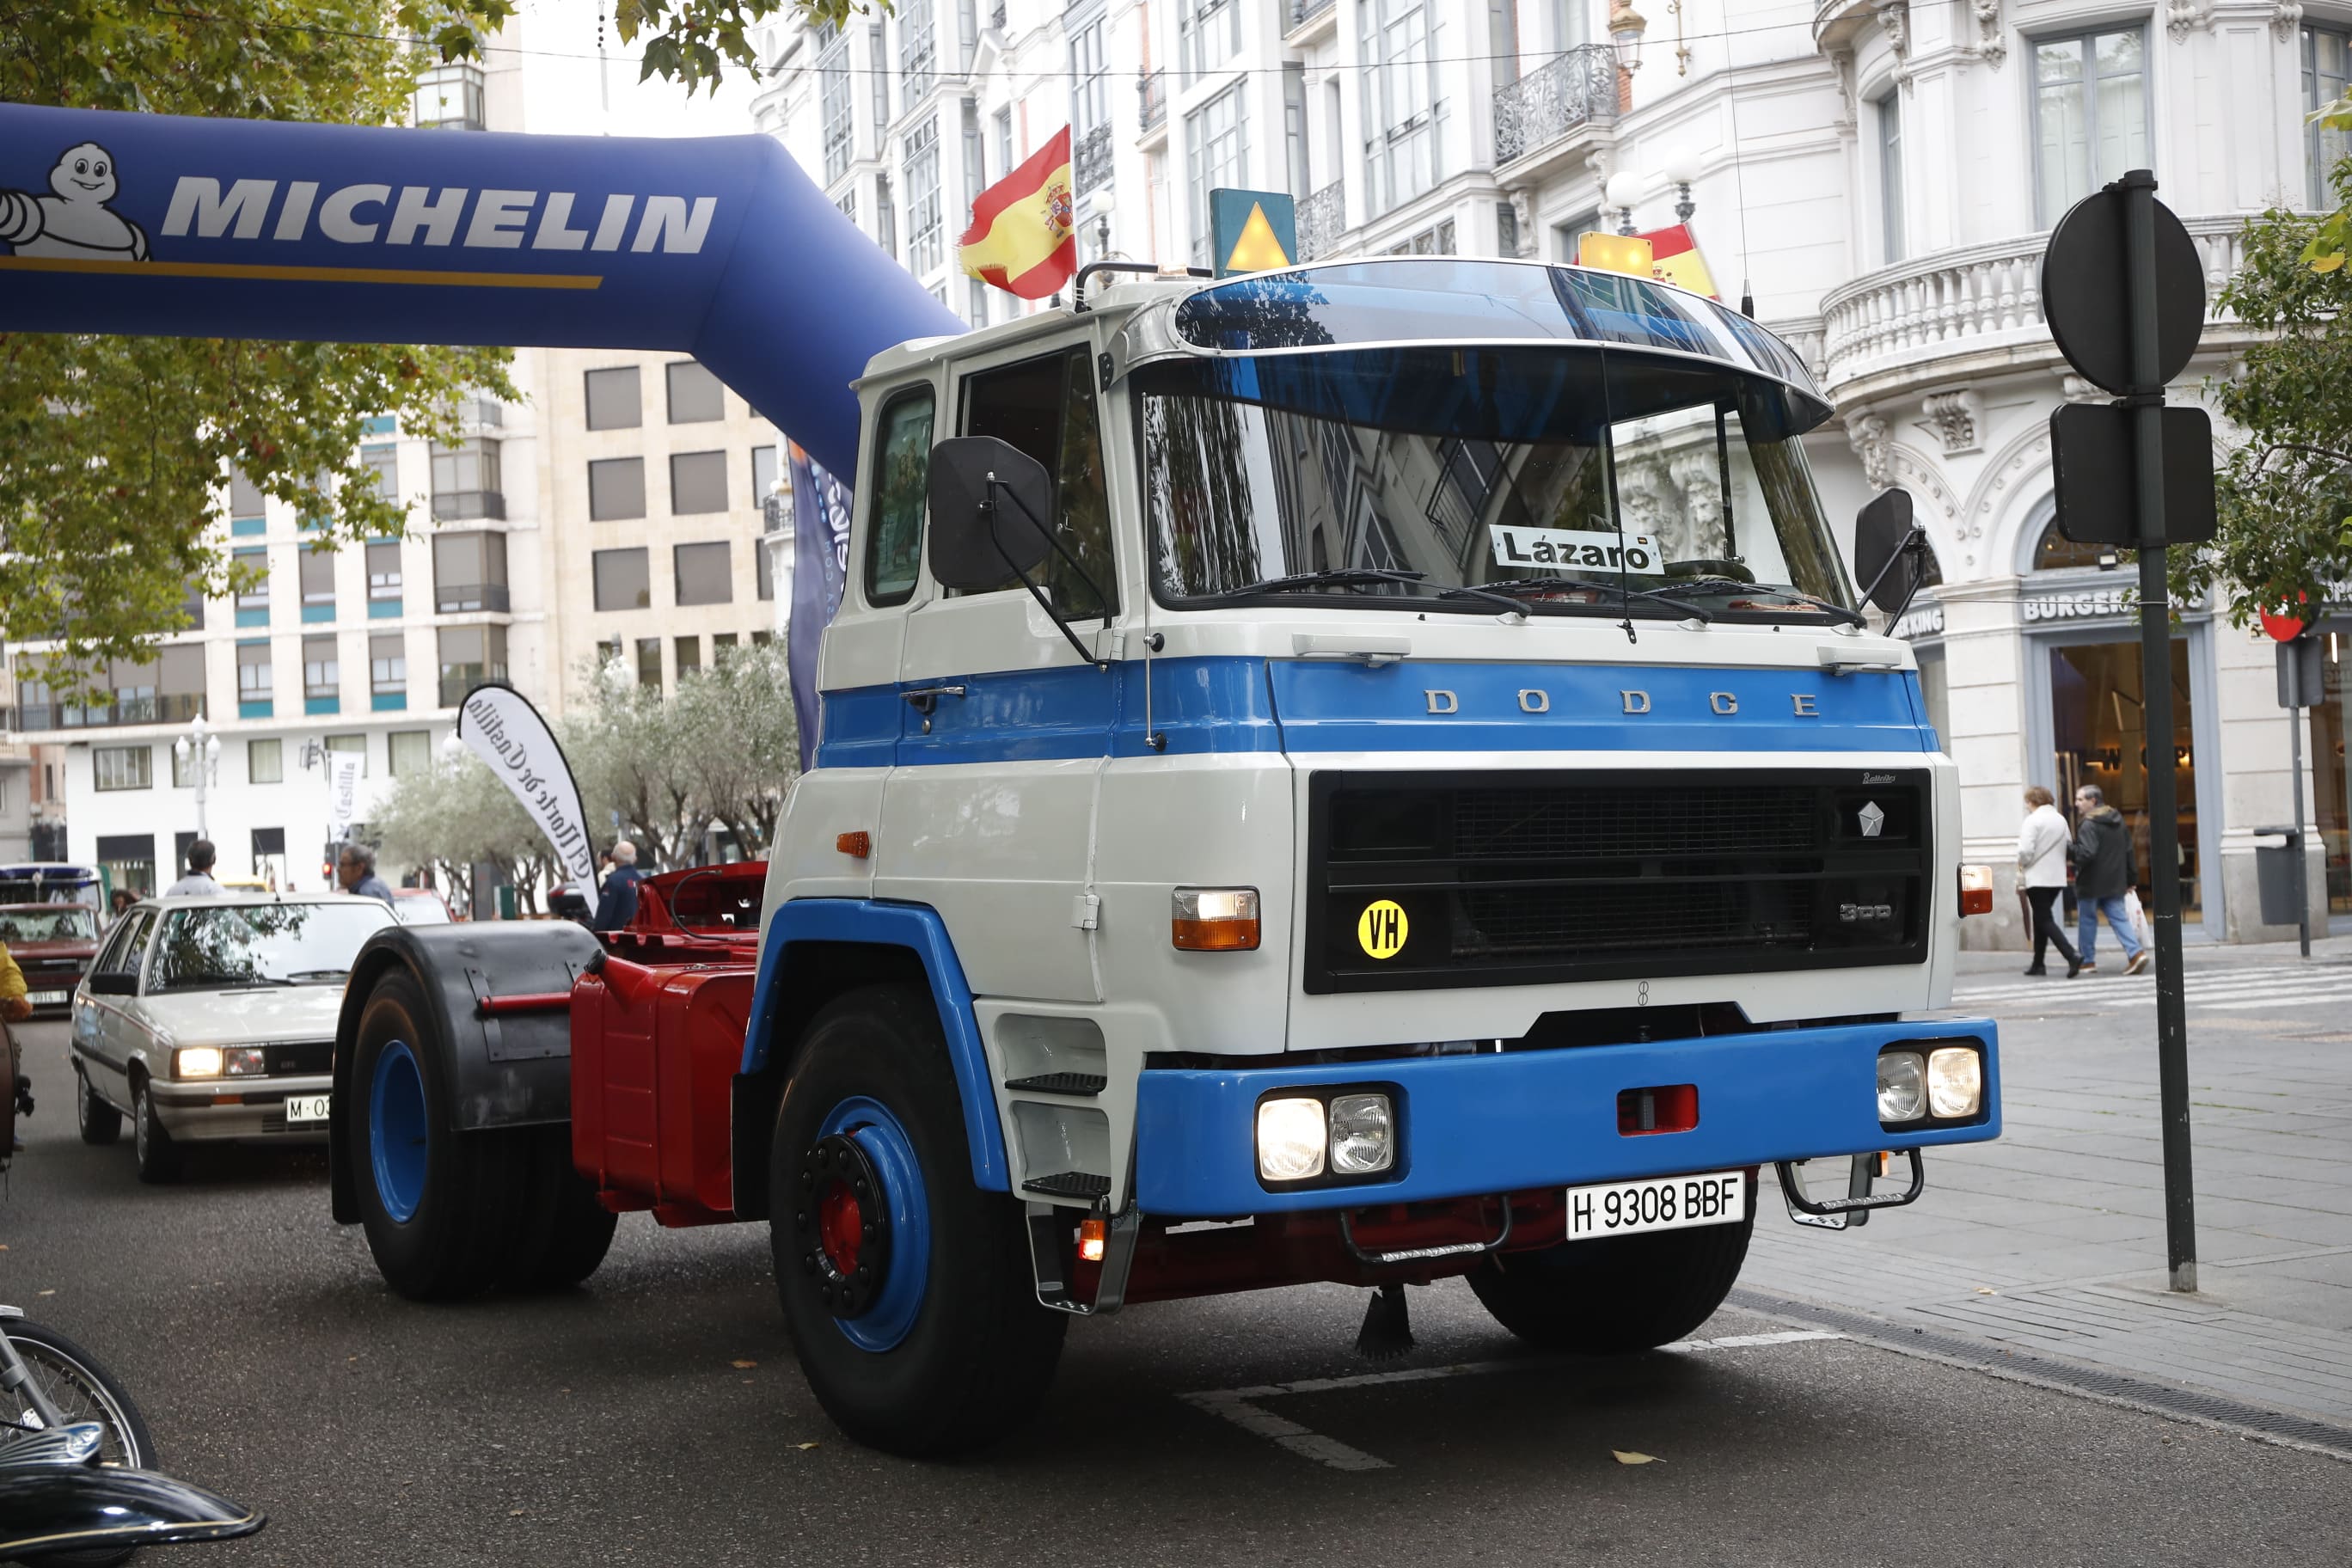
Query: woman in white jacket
2018 785 2081 977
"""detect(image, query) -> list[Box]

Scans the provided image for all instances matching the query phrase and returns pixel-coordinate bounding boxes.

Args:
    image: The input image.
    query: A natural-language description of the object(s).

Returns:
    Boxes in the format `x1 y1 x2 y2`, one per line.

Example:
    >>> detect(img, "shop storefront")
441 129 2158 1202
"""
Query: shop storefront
2312 618 2350 931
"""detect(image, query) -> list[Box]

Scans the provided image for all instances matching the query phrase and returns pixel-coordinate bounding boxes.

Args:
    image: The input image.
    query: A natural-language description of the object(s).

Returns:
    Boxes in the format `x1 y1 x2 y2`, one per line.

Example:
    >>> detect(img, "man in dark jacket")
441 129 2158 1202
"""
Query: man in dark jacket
2071 786 2149 974
592 841 646 932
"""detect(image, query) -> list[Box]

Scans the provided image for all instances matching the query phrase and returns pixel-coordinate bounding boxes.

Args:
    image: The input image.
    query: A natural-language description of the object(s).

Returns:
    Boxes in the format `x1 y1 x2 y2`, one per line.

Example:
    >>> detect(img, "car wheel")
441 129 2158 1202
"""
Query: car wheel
131 1080 185 1185
769 983 1066 1458
76 1067 122 1147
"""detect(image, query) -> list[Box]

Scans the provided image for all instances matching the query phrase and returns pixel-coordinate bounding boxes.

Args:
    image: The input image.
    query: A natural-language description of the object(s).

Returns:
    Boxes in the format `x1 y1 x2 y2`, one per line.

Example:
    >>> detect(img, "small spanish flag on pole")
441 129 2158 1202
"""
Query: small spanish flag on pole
959 125 1077 300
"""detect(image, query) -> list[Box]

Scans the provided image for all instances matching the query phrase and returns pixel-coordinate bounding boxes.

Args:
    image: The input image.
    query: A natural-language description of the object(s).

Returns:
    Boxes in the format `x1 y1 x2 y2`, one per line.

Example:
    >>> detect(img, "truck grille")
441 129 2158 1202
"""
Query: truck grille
1305 769 1931 993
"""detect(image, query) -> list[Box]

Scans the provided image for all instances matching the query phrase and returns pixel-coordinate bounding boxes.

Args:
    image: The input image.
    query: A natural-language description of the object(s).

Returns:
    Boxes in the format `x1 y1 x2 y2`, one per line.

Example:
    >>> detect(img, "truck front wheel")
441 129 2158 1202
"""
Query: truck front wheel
769 983 1066 1457
1467 1196 1755 1354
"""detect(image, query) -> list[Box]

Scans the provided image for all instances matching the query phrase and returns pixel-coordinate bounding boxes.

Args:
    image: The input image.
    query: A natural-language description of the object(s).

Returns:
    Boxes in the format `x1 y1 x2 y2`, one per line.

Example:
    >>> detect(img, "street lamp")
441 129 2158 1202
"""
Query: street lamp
1662 153 1700 224
1608 1 1649 73
173 712 222 839
1604 170 1644 236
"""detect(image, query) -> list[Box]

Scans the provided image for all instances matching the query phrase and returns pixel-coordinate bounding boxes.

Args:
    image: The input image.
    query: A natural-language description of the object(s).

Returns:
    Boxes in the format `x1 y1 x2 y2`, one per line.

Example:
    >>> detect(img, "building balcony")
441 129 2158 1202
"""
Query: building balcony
1137 70 1166 137
435 583 512 615
1493 46 1620 178
432 489 505 522
1297 180 1346 260
1286 0 1337 41
8 692 205 735
1816 217 2251 395
1075 122 1113 198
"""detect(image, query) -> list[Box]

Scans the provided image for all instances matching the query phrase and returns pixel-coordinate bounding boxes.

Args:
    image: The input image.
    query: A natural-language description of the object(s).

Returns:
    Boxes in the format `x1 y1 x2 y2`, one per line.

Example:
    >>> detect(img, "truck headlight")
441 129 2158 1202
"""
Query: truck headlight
1328 1093 1394 1175
1256 1097 1326 1181
175 1046 224 1080
1926 1046 1983 1118
1877 1050 1925 1122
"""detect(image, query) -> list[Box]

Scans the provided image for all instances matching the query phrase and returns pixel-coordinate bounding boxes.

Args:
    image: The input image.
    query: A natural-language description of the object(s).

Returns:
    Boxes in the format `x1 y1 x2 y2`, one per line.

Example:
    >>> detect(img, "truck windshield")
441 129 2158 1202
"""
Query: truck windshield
1140 343 1855 620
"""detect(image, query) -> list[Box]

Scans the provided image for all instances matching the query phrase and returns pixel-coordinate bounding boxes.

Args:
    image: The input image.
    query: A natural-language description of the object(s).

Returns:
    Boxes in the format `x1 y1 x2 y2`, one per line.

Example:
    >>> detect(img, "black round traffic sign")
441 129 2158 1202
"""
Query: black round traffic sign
2040 180 2205 395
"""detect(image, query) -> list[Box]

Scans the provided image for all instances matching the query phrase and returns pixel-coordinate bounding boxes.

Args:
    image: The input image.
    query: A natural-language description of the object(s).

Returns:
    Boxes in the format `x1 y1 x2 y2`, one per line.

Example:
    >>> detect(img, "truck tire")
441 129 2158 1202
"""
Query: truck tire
1467 1195 1755 1354
768 983 1066 1457
348 970 533 1301
498 1124 619 1292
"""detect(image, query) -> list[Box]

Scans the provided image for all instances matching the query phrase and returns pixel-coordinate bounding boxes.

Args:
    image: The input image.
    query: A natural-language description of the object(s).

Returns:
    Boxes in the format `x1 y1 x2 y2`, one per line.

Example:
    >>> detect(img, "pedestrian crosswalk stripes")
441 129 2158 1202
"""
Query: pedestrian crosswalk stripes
1949 963 2352 1013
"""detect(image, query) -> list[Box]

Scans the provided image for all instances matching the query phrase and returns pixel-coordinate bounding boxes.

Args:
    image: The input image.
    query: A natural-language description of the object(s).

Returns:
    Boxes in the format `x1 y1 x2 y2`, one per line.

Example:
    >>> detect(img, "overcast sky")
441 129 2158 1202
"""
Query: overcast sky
511 0 763 140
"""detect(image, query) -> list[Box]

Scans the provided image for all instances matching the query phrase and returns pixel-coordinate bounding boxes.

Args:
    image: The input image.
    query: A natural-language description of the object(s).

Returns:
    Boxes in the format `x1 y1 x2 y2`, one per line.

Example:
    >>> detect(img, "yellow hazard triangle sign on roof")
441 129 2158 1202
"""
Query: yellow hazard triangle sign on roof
1209 189 1300 278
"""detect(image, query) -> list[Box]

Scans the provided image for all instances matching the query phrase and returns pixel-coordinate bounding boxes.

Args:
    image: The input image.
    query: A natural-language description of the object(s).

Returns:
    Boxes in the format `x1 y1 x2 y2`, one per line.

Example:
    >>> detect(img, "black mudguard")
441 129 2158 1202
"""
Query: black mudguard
328 921 599 1224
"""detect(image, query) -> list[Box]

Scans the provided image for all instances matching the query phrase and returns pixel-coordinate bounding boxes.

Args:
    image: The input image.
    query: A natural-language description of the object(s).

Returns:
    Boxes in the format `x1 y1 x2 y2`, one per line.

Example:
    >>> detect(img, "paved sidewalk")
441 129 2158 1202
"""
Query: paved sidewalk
1741 937 2352 1435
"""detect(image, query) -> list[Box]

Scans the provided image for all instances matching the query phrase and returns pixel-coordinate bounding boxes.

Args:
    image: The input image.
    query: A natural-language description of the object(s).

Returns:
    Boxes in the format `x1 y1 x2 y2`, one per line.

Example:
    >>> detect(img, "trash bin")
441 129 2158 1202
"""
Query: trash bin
2253 827 2302 927
496 884 518 921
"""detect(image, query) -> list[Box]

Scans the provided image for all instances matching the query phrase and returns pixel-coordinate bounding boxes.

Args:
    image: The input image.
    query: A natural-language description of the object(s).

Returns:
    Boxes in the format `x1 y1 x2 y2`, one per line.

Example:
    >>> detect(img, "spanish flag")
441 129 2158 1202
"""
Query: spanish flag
959 126 1077 299
1639 223 1719 300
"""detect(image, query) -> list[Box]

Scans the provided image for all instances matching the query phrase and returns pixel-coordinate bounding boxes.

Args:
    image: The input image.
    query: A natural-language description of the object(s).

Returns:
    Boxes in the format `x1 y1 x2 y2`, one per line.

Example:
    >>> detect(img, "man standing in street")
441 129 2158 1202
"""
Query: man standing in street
334 842 396 909
163 840 224 897
2071 785 2150 975
592 841 646 932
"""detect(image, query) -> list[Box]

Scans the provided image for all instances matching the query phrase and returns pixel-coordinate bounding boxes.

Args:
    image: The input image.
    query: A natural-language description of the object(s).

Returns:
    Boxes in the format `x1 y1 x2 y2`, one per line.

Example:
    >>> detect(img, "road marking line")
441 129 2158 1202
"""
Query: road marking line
1178 1330 1845 1470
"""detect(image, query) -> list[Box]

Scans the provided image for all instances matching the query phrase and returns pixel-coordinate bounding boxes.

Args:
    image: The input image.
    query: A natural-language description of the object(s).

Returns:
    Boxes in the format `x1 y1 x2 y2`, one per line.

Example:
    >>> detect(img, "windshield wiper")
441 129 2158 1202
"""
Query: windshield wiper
1646 577 1865 627
1445 578 1713 622
162 974 291 990
1206 567 1430 602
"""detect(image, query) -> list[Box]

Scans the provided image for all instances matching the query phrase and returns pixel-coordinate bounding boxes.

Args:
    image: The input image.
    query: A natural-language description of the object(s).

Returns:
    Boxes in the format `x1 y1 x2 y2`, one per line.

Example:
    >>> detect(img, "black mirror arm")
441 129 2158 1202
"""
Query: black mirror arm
985 479 1111 671
1859 525 1931 628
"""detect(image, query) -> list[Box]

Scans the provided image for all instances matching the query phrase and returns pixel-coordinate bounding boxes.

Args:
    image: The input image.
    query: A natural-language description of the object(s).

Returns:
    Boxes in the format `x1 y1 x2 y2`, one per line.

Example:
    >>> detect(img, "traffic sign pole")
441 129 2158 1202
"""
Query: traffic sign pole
2121 169 2199 1295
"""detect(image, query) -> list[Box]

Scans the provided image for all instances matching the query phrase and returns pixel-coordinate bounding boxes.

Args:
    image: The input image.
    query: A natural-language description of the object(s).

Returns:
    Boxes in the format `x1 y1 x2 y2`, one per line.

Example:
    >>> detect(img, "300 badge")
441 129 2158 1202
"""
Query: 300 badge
1357 899 1409 959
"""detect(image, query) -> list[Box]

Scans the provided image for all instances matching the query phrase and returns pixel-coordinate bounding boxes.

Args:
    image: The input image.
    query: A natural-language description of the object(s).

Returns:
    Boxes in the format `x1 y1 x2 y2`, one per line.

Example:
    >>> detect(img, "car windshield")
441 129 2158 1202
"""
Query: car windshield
1142 269 1852 620
0 908 96 942
392 896 451 926
148 902 393 991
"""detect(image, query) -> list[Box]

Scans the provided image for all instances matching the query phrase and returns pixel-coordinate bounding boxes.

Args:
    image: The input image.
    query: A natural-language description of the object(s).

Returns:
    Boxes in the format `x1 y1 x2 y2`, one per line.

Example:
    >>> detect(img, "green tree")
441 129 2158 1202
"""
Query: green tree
2173 175 2352 626
672 642 799 854
2304 95 2350 274
0 2 525 673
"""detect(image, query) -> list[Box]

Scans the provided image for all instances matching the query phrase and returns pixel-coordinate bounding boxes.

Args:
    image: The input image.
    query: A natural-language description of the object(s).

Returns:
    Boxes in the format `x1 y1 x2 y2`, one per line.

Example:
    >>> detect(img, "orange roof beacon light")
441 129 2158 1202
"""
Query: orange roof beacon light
1577 230 1656 280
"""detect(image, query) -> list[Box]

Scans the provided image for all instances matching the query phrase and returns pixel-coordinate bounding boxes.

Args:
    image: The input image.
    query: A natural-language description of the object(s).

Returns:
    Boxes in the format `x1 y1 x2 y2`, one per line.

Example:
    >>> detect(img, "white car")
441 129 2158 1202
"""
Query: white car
68 894 395 1183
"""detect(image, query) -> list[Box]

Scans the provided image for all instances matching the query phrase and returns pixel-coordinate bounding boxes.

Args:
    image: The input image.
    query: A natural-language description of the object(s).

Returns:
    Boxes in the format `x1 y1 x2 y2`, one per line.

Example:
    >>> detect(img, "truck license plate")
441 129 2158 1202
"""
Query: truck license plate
1565 1170 1744 1240
284 1095 332 1126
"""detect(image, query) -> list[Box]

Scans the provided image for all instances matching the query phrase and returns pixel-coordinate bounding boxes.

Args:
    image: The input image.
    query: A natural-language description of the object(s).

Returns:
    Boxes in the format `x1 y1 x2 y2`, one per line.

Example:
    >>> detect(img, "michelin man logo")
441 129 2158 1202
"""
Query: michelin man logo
0 143 150 261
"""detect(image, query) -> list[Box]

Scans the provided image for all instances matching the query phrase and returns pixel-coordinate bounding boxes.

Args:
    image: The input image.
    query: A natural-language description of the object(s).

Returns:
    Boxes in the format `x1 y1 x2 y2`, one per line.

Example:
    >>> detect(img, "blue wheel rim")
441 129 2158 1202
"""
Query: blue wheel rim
818 1095 930 1353
369 1040 428 1224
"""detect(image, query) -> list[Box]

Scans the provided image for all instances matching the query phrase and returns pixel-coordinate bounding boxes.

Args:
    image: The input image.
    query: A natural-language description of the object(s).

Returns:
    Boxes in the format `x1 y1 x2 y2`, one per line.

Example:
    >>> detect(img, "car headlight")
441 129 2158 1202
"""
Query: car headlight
1328 1093 1394 1175
224 1047 267 1076
176 1046 224 1079
1926 1046 1983 1118
1876 1050 1925 1123
1255 1097 1326 1182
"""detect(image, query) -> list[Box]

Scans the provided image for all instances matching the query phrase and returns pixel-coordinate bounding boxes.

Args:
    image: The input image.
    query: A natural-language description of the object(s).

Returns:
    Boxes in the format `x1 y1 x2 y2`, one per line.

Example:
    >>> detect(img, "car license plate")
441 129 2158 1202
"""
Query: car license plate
284 1095 332 1126
1565 1170 1745 1240
28 990 65 1005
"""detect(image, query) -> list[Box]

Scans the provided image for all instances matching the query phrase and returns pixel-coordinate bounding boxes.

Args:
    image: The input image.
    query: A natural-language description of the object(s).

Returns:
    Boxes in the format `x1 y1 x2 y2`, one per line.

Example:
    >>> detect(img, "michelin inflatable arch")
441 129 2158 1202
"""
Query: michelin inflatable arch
0 101 965 476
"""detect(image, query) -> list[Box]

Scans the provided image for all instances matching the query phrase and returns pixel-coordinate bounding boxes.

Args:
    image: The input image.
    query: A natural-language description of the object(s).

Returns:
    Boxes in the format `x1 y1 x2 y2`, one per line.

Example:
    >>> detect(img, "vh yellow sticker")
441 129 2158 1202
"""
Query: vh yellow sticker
1357 899 1409 960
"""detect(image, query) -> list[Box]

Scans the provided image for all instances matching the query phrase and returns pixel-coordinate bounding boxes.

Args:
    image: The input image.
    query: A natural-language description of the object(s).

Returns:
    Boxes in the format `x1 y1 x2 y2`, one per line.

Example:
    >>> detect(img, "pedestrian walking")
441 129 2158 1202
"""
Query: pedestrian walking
162 838 224 897
592 841 647 932
2071 785 2150 975
2016 787 2081 977
334 842 397 909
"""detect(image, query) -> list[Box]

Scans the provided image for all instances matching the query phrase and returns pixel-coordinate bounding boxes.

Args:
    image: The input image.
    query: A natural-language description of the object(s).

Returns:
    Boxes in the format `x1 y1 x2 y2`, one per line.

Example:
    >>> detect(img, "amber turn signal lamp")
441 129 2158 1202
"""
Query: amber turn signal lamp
1957 864 1994 916
1171 887 1259 951
836 830 872 859
1078 1217 1107 1264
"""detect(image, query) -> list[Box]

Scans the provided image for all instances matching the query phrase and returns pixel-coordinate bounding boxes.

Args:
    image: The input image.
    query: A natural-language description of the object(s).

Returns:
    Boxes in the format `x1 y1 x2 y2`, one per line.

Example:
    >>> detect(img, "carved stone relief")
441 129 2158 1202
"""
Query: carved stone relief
2273 2 2305 42
2165 0 2214 42
1973 0 2006 66
1846 411 1894 490
1919 390 1985 456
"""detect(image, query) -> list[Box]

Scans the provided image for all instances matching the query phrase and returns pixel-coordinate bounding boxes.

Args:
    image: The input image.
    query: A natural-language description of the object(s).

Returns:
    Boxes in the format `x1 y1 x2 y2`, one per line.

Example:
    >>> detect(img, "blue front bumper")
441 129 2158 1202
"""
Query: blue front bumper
1133 1018 2000 1217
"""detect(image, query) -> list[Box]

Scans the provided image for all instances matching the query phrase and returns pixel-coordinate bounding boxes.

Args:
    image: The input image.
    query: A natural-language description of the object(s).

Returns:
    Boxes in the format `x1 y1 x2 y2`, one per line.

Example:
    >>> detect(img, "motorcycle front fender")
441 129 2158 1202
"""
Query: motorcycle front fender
0 1464 264 1558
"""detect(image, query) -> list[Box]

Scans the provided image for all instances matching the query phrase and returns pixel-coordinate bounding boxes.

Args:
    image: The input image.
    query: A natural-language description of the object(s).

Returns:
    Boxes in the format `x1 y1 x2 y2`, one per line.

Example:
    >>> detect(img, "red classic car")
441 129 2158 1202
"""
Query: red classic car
0 903 103 1016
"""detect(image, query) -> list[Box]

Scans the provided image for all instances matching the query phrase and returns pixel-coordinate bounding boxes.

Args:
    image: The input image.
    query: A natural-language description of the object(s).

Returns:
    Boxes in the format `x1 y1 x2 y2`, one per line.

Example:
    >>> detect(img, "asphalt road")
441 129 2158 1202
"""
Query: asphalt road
3 1017 2345 1568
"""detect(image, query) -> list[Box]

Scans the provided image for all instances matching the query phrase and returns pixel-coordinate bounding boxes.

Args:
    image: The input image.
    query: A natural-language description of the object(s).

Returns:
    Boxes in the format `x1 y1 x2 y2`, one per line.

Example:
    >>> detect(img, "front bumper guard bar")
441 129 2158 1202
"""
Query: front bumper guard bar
1775 1148 1926 1230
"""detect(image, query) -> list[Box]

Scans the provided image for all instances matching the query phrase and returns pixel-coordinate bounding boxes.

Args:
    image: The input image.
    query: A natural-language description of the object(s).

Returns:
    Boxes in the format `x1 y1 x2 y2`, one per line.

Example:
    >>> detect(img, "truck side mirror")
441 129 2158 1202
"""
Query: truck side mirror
1852 489 1923 616
925 436 1054 591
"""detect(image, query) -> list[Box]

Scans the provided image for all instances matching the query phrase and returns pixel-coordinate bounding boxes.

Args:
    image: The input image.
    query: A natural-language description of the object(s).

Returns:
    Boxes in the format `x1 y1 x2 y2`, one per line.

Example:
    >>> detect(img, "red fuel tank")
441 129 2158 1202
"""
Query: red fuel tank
570 956 756 1226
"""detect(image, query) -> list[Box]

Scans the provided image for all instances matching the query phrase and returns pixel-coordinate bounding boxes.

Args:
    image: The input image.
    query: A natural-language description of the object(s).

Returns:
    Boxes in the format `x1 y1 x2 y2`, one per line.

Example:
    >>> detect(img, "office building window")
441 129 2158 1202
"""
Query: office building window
757 537 775 601
303 634 340 701
1178 0 1242 86
367 540 402 607
228 466 266 521
877 170 897 259
1187 82 1250 266
300 546 335 614
751 444 780 505
1072 18 1108 138
589 456 647 521
585 365 643 431
666 360 725 424
2033 27 2148 229
900 0 935 96
248 738 283 785
361 444 399 504
2307 25 2351 208
671 450 729 514
713 632 739 661
95 745 152 793
675 541 733 606
994 107 1013 183
437 624 507 706
181 579 205 633
636 637 663 690
430 438 505 520
594 547 652 611
413 61 486 130
1363 0 1440 215
236 640 272 706
371 632 407 697
1878 92 1905 264
750 629 773 647
822 32 855 182
233 546 268 621
325 733 367 777
676 634 702 676
904 117 944 275
388 730 432 776
432 530 510 613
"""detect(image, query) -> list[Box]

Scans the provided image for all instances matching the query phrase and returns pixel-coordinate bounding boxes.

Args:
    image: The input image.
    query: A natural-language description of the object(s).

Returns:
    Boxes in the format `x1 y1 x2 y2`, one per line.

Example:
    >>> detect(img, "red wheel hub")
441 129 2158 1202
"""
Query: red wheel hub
818 1179 863 1276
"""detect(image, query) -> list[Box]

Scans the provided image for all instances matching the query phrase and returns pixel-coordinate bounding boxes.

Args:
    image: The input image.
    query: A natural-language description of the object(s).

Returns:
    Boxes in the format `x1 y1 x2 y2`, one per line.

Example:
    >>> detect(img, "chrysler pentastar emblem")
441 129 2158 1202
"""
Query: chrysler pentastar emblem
1858 800 1886 838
